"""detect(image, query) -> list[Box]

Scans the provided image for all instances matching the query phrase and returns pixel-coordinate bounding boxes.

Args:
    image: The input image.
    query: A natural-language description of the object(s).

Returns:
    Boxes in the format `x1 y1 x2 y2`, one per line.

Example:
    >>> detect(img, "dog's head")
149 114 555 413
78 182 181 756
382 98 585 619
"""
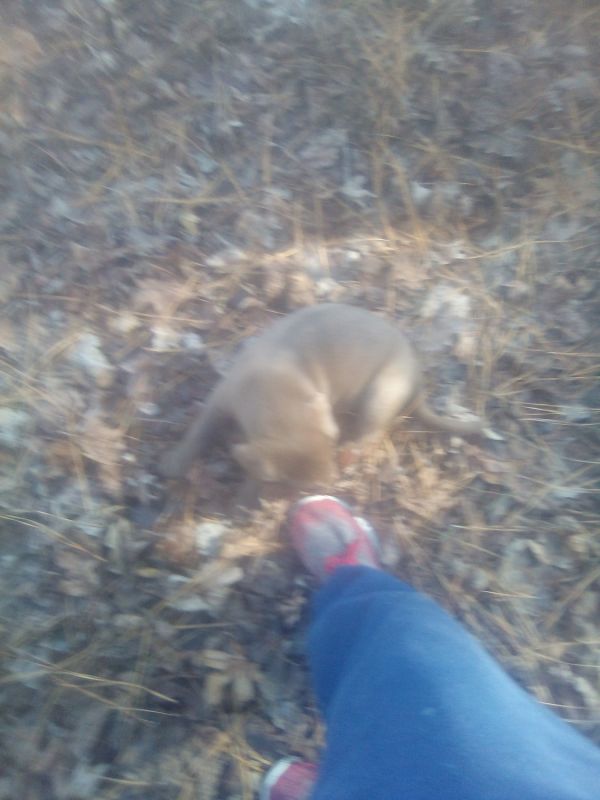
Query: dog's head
232 434 337 489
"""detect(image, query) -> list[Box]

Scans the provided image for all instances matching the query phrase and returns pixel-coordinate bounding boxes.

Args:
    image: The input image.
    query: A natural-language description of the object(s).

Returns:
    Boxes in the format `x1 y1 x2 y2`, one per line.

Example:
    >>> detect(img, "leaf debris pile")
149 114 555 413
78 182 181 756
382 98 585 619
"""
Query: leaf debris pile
1 0 599 797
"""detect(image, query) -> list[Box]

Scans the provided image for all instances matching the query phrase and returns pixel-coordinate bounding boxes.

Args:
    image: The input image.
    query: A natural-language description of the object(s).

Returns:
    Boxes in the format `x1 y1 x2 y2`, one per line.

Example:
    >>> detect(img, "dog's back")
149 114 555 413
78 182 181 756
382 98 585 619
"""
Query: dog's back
244 304 416 408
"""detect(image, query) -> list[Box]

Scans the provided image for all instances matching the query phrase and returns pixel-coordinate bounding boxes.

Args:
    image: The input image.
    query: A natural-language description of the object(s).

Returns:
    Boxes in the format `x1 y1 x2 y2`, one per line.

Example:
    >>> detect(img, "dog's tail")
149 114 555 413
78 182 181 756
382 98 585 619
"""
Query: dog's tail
412 392 482 436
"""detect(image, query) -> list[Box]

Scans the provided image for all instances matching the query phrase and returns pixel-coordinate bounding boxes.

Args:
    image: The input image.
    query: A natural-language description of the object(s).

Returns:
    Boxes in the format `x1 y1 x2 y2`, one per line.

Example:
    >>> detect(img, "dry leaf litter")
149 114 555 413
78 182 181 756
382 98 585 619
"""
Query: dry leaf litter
1 0 599 797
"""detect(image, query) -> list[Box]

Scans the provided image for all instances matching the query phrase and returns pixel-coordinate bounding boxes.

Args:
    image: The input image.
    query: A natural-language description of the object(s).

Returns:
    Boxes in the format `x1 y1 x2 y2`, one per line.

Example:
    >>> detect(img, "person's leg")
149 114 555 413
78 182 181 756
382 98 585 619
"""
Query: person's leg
309 565 600 800
262 496 600 800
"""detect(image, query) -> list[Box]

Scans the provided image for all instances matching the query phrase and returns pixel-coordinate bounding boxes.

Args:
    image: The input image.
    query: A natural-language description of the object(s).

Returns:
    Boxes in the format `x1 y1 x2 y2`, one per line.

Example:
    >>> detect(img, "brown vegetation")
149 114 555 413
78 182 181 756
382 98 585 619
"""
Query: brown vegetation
1 0 599 797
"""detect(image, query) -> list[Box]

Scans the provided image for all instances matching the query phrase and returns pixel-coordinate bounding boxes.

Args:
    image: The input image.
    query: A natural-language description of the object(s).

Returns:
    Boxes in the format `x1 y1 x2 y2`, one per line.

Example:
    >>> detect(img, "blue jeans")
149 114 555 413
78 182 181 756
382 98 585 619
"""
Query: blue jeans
308 567 600 800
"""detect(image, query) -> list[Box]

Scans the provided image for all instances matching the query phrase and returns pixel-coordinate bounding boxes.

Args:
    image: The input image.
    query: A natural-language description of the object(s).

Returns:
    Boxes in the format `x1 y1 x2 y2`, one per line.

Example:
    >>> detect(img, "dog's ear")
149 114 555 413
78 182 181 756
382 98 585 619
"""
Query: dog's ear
232 442 277 482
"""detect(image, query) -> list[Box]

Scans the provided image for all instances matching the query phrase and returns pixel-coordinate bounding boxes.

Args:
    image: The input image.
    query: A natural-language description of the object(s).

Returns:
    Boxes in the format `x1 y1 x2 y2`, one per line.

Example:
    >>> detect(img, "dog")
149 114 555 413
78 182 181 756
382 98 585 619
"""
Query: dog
159 303 482 491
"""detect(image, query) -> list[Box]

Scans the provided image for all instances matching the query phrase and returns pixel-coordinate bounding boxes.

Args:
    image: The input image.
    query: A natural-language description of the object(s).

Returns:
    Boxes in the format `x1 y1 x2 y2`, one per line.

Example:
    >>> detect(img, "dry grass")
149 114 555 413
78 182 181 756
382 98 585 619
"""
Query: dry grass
1 0 599 796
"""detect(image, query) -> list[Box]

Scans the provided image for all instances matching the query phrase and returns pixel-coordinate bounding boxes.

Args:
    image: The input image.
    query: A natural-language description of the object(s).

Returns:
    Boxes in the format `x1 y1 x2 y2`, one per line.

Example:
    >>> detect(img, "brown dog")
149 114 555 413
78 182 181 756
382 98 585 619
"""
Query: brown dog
159 303 482 489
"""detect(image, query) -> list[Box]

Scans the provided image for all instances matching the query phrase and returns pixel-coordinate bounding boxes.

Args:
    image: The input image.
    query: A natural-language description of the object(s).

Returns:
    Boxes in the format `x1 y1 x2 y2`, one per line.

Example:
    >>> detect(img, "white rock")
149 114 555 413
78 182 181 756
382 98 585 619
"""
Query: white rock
0 408 31 448
341 175 375 203
195 520 229 556
411 182 432 206
108 312 141 334
180 332 205 352
206 247 245 268
420 285 471 320
150 324 179 351
561 404 591 422
483 426 505 441
71 332 114 387
315 277 341 298
138 402 160 416
167 595 210 612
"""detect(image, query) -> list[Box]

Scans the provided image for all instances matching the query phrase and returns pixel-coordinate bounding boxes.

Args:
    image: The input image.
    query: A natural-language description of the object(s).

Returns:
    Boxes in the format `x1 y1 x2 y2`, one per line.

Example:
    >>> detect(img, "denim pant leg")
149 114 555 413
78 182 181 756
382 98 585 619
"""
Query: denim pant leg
307 566 600 800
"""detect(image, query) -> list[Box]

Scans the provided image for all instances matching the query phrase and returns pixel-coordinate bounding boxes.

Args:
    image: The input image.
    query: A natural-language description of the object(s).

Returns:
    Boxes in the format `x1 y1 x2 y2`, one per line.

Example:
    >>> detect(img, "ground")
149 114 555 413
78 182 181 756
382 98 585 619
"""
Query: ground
1 0 599 797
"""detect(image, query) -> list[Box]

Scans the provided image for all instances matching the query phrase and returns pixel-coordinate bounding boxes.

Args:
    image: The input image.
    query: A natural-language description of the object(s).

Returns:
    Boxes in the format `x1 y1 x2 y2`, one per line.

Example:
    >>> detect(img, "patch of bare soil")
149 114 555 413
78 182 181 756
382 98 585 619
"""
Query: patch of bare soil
1 0 599 797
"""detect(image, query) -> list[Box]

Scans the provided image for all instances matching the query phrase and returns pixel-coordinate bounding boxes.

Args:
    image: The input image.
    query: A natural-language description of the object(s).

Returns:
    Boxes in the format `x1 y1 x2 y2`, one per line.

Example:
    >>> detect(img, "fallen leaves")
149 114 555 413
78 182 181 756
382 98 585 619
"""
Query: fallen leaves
393 452 477 523
0 27 43 74
163 560 244 614
79 412 125 498
54 548 100 597
299 128 347 169
133 277 197 317
194 649 261 709
69 333 114 388
2 1 600 797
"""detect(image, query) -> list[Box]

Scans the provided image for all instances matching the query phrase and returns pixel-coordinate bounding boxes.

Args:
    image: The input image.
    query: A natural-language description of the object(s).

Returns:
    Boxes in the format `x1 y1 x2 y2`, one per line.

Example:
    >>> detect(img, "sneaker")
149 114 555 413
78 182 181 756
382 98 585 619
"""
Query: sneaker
287 495 381 582
260 758 318 800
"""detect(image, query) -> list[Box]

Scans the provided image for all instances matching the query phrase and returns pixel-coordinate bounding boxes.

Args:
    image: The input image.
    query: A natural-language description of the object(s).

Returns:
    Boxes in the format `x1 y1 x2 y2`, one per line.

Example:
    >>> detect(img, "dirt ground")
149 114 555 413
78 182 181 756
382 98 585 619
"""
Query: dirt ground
1 0 599 797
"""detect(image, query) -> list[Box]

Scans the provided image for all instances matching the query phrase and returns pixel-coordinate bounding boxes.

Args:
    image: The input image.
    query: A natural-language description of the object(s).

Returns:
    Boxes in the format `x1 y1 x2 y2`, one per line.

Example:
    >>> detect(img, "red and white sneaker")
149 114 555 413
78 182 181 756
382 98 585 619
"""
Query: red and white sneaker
287 495 381 582
260 758 318 800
